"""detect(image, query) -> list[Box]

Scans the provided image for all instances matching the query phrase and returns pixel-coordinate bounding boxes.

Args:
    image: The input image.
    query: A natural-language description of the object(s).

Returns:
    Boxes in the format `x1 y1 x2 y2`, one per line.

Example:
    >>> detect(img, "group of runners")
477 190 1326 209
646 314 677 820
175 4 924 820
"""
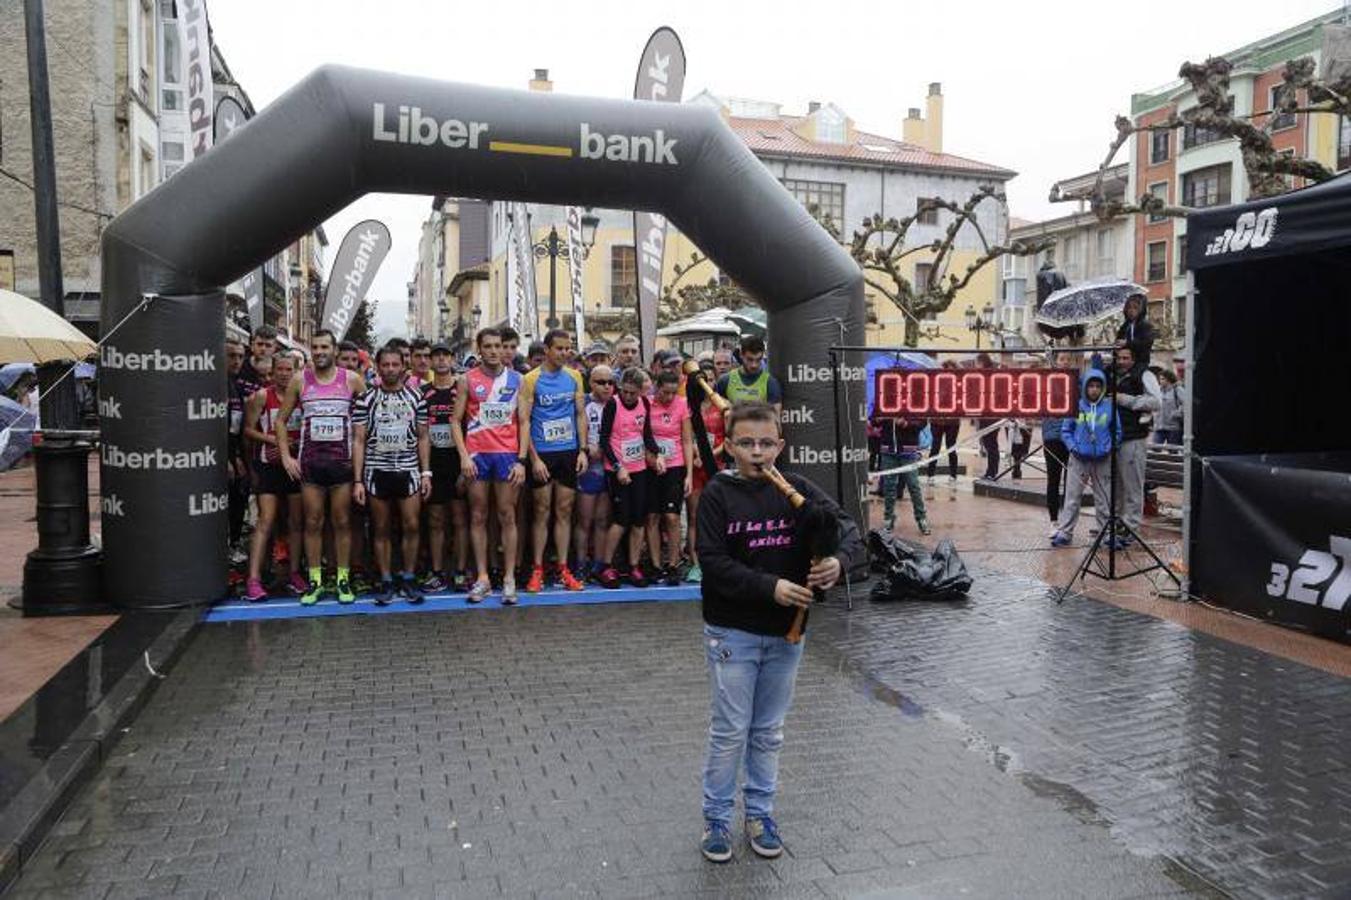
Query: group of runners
225 325 782 606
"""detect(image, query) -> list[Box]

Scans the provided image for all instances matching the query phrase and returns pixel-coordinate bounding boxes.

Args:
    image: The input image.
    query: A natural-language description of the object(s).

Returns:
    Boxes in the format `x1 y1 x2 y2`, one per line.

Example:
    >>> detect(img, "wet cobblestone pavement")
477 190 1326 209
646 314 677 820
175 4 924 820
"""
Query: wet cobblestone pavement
8 568 1351 898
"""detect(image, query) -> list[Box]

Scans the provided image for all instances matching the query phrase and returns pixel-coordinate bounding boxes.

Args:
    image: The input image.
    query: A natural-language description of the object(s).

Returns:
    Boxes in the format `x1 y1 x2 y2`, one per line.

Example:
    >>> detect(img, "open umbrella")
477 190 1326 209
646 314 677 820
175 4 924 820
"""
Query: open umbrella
0 288 97 363
1034 277 1146 340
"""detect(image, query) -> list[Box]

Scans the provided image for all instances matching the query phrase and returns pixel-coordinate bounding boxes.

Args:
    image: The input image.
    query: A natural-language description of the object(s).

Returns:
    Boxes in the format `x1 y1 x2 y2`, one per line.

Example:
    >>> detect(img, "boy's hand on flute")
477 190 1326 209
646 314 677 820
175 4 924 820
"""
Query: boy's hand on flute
806 557 842 591
774 579 815 609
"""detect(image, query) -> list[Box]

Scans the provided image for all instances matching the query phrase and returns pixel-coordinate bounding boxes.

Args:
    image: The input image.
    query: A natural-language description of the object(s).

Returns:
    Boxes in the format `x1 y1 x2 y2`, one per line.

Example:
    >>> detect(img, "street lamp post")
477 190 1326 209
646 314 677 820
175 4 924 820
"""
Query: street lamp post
964 302 1000 350
532 212 600 330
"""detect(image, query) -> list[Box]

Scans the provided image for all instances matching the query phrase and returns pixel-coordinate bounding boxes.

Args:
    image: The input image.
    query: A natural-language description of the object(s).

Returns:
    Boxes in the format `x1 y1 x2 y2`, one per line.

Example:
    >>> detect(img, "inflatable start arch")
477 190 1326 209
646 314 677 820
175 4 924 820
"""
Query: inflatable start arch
99 65 865 607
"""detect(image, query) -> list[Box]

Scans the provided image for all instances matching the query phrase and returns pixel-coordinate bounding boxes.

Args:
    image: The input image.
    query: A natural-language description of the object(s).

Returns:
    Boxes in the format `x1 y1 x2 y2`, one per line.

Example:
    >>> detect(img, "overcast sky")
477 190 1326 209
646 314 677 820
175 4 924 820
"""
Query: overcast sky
210 0 1339 337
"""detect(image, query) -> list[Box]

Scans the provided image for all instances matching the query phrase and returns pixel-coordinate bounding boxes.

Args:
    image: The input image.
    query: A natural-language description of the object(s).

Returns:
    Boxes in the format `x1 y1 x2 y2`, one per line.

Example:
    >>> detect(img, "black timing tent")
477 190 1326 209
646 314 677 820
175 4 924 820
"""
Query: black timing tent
1186 173 1351 640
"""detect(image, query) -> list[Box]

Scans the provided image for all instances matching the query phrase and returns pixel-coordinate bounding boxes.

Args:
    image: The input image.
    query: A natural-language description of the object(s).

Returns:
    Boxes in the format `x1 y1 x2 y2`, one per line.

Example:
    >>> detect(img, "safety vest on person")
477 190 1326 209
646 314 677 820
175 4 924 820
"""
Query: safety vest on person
522 365 583 453
649 394 689 467
298 368 355 464
726 368 770 403
258 385 302 465
464 366 521 455
421 381 458 458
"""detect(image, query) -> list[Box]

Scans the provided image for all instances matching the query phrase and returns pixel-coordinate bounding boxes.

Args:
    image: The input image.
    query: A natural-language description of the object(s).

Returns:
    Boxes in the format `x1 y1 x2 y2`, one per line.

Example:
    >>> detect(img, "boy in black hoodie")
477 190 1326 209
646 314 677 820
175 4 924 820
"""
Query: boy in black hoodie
694 402 864 863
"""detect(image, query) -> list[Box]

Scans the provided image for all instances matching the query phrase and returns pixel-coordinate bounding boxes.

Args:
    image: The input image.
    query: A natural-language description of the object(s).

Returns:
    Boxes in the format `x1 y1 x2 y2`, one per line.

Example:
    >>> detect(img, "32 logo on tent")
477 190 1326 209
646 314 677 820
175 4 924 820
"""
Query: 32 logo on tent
1265 535 1351 610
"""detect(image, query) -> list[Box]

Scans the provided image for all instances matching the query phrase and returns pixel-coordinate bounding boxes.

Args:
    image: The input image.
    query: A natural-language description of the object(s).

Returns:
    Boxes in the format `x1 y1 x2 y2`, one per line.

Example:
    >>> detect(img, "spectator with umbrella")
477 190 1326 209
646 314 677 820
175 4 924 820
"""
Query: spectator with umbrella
1035 277 1149 347
1115 294 1155 367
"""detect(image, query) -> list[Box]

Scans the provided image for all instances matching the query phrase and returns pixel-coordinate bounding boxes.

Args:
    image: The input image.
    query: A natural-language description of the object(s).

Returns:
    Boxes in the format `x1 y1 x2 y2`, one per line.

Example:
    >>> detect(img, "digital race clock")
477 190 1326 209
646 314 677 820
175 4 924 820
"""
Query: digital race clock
873 368 1079 419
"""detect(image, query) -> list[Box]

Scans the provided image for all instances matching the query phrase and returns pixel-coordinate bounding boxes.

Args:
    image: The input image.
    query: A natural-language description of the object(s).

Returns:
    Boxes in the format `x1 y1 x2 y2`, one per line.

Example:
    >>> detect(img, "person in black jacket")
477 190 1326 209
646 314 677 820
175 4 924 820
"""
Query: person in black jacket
1115 294 1155 367
694 401 863 864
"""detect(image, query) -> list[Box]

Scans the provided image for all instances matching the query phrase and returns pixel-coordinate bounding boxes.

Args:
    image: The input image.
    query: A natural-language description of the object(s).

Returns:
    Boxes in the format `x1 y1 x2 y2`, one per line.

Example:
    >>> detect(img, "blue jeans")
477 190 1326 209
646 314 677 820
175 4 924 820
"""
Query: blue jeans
701 623 804 825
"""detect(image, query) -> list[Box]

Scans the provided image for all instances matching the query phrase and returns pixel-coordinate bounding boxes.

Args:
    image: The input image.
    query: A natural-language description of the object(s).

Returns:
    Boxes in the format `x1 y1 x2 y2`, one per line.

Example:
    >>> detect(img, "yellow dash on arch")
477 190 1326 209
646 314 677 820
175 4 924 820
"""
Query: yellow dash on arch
488 141 573 158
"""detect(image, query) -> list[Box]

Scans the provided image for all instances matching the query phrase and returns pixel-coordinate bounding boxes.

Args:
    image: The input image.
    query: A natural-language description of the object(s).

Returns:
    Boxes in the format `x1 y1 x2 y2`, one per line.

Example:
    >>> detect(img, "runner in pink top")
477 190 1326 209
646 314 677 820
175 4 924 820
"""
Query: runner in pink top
274 330 367 606
596 367 661 589
647 369 695 584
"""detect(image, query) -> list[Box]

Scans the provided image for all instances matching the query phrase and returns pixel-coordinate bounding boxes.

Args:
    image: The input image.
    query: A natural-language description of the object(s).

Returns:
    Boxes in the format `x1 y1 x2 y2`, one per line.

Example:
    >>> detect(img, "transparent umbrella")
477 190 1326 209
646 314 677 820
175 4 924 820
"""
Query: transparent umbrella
1034 277 1147 339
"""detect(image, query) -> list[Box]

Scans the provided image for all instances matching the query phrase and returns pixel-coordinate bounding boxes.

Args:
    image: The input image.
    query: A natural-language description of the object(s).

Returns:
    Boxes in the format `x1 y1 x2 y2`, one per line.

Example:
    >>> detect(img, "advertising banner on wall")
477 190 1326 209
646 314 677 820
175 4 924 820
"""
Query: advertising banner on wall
566 206 586 345
320 220 391 340
632 27 686 360
512 202 540 339
178 0 214 160
1195 452 1351 638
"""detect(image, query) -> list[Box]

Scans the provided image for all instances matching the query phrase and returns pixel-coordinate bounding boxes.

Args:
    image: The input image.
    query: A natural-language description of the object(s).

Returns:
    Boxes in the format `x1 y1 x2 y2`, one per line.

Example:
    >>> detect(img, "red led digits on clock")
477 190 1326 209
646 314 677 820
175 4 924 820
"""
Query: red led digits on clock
873 368 1079 418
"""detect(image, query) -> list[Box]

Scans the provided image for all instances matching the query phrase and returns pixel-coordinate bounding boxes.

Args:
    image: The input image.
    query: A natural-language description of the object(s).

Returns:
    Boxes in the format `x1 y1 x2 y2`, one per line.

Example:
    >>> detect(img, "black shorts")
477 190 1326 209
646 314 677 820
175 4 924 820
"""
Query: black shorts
607 469 651 528
254 462 299 496
301 458 354 489
366 469 419 500
427 451 462 504
528 449 580 490
651 466 686 514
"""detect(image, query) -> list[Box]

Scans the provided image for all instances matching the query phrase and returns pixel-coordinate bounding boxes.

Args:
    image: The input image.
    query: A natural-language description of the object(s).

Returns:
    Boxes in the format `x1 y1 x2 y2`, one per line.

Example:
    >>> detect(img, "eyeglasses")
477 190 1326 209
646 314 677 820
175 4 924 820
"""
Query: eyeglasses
591 379 613 386
731 438 780 451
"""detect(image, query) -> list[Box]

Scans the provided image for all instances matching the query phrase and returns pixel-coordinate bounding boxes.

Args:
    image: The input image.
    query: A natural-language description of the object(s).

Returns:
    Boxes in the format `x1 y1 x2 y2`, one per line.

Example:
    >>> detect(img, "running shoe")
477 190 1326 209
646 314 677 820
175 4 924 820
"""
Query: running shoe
1050 531 1073 548
918 519 933 536
421 571 448 593
598 567 622 589
467 578 491 604
557 565 584 592
243 578 267 602
299 580 321 606
272 538 289 567
336 576 356 605
401 575 425 605
374 580 396 606
228 544 248 567
501 581 519 606
628 566 650 588
663 566 683 587
525 564 546 593
287 572 308 594
451 570 470 592
685 563 702 584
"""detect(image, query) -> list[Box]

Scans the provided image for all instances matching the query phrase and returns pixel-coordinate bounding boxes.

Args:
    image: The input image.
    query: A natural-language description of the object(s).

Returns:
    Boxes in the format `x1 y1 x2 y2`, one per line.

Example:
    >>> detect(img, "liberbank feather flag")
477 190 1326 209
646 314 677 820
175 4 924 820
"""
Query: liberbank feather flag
632 27 686 361
178 0 214 160
321 220 391 340
566 206 586 345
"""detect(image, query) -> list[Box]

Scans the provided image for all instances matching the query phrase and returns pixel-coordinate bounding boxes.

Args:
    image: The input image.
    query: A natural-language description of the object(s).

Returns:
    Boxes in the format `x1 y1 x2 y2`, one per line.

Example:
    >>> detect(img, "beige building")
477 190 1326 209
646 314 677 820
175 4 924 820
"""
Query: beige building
468 72 1016 351
1 0 322 339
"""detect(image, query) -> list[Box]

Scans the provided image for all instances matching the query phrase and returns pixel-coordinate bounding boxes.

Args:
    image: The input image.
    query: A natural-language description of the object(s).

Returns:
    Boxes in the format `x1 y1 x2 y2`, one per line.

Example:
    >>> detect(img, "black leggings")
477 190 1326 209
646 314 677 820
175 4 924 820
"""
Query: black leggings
926 421 961 478
1043 438 1068 522
228 472 250 544
979 421 1000 480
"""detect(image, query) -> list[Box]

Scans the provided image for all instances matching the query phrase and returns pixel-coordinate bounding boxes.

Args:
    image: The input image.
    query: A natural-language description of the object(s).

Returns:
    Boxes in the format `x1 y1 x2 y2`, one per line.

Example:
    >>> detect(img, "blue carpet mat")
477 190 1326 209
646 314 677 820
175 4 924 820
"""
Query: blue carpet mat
204 584 701 623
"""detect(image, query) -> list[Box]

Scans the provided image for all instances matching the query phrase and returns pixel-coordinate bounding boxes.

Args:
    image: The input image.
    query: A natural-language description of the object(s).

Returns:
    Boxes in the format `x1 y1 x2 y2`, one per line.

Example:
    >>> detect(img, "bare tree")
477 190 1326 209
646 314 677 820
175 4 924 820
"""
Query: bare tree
658 253 751 327
1053 55 1351 221
823 186 1050 347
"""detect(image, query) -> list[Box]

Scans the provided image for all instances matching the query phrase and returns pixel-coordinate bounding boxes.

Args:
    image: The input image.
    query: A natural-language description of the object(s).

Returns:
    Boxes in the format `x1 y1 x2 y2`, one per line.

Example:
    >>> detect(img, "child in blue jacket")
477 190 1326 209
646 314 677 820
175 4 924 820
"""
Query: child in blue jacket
1051 368 1120 548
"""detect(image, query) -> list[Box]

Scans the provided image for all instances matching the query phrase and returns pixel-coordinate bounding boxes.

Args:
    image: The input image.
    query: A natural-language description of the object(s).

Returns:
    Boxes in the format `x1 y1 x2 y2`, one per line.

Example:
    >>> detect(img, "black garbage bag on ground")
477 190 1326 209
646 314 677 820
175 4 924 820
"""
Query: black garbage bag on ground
867 529 972 602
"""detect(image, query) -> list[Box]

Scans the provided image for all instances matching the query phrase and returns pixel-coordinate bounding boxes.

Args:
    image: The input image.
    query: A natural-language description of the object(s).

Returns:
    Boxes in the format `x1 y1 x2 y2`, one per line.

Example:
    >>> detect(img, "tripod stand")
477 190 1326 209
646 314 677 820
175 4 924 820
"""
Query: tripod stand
1056 364 1180 603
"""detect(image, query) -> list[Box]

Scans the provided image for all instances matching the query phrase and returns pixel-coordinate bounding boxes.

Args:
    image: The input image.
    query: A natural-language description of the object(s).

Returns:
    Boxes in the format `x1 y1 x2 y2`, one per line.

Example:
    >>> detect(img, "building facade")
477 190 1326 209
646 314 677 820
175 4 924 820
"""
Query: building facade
450 73 1018 352
1003 165 1134 347
1 0 323 340
1128 10 1351 346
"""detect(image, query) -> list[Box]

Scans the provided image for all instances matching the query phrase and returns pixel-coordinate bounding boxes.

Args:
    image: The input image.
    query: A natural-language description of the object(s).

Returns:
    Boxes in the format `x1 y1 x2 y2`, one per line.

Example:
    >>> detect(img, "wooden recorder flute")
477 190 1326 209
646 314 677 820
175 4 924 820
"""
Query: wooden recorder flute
757 463 813 644
682 359 731 412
